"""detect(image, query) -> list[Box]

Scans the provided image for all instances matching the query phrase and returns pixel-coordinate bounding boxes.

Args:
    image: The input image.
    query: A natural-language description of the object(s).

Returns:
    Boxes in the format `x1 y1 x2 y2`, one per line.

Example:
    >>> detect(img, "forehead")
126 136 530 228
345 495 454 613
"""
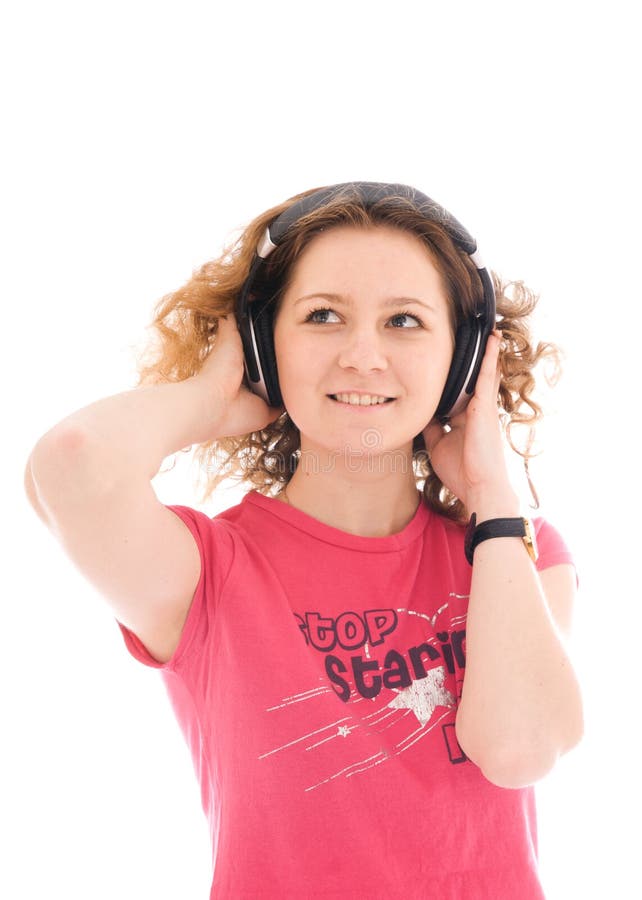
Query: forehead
278 224 450 312
287 224 440 279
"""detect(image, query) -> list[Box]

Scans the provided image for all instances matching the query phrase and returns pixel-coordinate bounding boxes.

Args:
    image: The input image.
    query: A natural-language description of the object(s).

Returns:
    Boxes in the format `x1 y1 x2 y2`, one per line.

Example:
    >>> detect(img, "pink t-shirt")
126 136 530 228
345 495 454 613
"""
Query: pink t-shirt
118 491 574 899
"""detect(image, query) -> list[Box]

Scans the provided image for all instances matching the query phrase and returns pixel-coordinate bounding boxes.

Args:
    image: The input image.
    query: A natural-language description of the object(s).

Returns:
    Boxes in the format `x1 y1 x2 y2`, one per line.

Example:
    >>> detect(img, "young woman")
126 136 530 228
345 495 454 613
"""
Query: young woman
25 182 583 898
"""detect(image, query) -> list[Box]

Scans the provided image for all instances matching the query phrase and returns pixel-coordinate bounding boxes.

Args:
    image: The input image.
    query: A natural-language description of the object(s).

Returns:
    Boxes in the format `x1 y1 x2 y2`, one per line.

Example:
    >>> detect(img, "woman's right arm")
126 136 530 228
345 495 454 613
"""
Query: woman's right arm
24 315 284 663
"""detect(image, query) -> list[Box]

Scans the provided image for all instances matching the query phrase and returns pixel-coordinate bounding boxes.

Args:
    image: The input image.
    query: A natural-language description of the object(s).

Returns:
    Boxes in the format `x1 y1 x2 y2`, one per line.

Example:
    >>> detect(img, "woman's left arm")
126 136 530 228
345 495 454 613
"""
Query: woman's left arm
455 536 583 789
423 332 584 789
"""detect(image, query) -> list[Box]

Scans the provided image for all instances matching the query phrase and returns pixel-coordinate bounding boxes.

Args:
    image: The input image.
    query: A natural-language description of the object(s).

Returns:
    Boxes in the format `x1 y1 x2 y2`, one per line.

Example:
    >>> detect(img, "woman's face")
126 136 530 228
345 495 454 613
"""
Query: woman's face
272 225 455 462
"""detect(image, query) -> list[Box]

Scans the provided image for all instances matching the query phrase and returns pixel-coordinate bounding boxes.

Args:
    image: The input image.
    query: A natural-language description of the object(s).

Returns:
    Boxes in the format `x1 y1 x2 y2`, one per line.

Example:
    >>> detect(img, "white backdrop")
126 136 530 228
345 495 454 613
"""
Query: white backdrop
3 1 640 897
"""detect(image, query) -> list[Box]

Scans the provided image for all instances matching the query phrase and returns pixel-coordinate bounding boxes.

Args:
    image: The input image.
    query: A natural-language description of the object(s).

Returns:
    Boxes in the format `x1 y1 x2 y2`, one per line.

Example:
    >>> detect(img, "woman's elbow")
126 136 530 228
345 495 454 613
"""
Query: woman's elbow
479 751 558 789
475 729 585 789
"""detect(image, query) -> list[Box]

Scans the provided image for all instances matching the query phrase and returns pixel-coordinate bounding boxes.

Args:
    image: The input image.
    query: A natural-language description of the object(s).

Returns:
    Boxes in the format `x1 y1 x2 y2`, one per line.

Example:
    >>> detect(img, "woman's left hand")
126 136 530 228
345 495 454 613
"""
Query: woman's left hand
422 331 517 515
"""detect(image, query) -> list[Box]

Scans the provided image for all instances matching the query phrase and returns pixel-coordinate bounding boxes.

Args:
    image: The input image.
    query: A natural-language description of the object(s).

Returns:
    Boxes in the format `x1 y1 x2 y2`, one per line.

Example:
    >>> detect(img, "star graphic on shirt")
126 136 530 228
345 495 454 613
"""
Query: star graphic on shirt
386 667 455 726
337 726 350 737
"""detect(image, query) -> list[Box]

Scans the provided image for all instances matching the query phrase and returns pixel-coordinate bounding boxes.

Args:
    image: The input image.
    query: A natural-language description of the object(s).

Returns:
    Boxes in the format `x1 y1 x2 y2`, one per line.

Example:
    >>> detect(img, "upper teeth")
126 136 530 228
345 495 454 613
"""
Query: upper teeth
332 393 391 406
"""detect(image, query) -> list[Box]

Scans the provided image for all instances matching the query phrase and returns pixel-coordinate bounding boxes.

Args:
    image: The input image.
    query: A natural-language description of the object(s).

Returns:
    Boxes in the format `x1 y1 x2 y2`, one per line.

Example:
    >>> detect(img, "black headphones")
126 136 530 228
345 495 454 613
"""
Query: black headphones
236 182 496 423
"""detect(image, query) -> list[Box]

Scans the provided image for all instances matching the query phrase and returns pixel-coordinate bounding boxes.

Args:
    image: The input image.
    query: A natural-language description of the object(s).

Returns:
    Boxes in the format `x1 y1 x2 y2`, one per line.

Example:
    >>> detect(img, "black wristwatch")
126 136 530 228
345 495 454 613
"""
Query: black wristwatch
465 513 538 565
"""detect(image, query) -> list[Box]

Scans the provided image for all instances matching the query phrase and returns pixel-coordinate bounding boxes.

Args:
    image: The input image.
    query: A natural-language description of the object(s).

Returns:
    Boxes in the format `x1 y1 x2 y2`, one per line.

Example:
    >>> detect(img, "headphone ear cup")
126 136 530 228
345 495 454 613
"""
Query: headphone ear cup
250 299 282 407
436 319 480 421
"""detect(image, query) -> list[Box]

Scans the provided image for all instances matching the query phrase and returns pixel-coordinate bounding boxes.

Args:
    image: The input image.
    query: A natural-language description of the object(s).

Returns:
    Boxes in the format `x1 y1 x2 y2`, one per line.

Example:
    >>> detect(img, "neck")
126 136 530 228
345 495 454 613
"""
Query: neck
279 469 422 537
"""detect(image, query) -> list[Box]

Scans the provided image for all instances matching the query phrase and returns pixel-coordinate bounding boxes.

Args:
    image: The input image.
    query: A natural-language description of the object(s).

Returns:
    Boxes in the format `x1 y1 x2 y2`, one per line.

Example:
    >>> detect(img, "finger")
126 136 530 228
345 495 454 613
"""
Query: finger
217 313 237 330
490 330 502 398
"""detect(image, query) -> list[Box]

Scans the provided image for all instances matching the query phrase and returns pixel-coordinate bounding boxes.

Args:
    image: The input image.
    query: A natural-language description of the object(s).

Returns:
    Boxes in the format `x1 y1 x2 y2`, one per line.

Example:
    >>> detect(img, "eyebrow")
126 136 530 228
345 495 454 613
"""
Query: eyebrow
294 292 437 313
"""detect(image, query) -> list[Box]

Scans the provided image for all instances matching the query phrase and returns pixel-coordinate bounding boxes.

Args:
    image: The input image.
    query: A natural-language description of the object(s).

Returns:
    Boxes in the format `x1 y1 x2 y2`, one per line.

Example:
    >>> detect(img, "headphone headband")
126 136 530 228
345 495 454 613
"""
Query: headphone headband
236 181 496 423
252 182 479 260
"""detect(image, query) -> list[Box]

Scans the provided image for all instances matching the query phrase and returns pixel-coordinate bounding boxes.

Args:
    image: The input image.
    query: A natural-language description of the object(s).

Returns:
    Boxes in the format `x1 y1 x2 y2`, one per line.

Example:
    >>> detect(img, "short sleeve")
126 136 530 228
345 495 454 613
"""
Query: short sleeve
533 516 576 575
116 504 234 671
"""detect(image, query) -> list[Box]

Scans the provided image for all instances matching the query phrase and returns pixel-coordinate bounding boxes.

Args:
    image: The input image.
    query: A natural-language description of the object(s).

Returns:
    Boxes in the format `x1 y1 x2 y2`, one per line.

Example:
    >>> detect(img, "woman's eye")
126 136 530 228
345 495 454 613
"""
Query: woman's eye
305 307 340 324
389 312 423 328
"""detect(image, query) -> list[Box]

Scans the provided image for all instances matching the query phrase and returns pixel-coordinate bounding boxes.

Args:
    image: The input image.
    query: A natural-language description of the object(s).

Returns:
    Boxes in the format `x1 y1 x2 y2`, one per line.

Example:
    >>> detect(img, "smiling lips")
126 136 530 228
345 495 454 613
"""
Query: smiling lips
328 392 395 407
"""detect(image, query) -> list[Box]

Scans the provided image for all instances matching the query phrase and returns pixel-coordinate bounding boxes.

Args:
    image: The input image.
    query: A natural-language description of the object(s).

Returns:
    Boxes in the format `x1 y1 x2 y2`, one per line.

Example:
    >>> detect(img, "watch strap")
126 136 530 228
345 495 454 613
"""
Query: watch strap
465 513 538 564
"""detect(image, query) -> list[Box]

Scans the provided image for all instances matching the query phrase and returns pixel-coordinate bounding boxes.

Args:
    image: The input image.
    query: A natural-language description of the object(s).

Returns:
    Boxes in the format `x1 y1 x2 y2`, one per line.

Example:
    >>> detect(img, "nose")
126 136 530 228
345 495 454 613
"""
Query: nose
337 325 389 373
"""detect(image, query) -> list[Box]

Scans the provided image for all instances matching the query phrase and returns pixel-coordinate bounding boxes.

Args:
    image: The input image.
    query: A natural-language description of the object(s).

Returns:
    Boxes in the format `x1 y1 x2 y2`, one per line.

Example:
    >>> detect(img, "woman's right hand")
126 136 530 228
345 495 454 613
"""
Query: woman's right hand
195 313 286 440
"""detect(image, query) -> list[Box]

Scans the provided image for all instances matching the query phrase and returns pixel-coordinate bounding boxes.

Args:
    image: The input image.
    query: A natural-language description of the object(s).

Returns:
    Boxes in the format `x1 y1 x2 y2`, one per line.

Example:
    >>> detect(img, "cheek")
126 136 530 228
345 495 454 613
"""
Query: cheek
273 327 314 414
272 323 290 380
274 330 302 383
274 320 323 380
407 339 454 387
